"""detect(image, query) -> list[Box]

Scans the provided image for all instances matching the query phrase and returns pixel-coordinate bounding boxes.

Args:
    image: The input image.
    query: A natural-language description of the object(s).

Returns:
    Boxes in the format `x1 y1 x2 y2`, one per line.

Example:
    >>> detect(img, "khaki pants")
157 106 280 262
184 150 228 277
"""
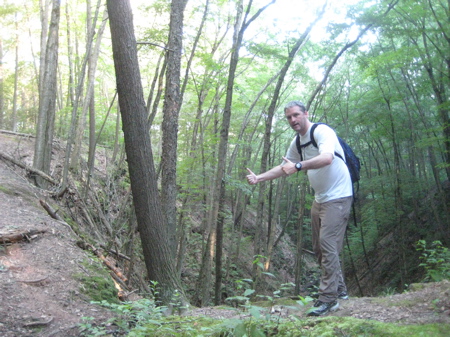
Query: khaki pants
311 196 353 302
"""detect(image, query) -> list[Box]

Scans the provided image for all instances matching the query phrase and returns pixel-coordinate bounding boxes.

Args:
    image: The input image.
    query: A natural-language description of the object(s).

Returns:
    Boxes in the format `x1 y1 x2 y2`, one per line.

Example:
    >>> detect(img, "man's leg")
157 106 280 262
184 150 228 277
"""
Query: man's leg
315 197 352 303
311 200 322 264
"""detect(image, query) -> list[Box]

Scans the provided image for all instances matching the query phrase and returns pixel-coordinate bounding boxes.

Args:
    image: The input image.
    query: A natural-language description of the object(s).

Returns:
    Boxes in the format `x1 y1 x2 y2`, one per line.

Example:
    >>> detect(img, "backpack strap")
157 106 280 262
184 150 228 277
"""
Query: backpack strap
296 123 344 162
295 134 303 161
295 123 320 161
309 123 320 148
311 123 345 162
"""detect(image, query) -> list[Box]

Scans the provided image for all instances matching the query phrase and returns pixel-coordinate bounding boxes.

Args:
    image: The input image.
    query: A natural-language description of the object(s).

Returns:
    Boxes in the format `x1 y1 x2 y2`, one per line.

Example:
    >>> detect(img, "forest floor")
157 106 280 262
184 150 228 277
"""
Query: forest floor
0 132 450 336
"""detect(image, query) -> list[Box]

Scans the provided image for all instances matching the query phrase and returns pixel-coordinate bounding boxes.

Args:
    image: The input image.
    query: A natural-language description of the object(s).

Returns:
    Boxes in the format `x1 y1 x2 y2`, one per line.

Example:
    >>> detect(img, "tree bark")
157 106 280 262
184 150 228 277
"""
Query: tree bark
161 0 189 257
85 7 109 193
107 0 187 308
60 0 101 192
33 0 60 187
0 39 4 129
11 14 19 132
70 0 105 176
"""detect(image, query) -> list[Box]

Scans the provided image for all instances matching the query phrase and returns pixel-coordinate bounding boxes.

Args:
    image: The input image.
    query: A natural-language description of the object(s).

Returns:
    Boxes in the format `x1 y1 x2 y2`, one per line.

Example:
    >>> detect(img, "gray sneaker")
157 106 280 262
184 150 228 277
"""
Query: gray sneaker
307 300 339 316
338 291 349 300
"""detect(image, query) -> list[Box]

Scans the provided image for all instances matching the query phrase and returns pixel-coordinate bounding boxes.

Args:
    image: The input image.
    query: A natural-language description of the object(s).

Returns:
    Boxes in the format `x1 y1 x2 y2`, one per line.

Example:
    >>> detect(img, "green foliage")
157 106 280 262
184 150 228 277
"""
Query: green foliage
0 184 14 195
417 240 450 282
169 289 189 315
225 278 253 308
82 311 450 337
74 259 119 304
78 316 108 337
79 298 164 336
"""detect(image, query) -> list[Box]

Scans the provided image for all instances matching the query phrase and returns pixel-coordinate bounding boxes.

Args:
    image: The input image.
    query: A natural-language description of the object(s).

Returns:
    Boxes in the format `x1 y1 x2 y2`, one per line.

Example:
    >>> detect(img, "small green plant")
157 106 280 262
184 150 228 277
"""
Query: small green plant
380 287 397 296
78 316 107 337
79 298 165 336
295 295 314 306
416 240 450 282
253 254 276 279
169 288 189 315
148 280 168 313
225 278 254 308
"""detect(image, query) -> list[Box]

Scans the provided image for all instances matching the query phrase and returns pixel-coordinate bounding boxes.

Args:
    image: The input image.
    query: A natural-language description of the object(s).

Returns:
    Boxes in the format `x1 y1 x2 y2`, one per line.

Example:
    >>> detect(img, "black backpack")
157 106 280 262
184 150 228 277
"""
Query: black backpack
295 123 361 185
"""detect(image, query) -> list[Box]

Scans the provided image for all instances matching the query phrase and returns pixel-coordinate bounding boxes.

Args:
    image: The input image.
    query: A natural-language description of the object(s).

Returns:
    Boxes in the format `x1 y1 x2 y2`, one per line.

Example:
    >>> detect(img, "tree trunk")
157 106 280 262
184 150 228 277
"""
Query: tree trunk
38 0 50 99
161 0 188 257
12 14 19 132
64 3 75 108
33 0 60 187
0 39 3 128
70 0 105 175
106 0 187 308
59 0 103 193
85 7 109 193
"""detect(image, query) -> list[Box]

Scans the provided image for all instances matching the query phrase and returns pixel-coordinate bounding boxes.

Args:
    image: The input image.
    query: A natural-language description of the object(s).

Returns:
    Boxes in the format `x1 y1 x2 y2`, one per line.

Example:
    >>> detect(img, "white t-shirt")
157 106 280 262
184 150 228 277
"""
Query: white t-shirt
284 124 353 203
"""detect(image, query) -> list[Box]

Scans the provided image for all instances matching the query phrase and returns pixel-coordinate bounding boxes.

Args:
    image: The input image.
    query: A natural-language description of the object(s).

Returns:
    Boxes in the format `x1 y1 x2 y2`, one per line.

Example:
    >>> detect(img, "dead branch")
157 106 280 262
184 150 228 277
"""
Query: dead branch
0 129 35 138
39 199 64 221
110 271 130 301
77 241 128 283
18 276 49 286
303 248 315 256
87 190 114 237
68 177 104 242
100 244 131 261
0 151 58 185
0 229 47 244
23 316 53 327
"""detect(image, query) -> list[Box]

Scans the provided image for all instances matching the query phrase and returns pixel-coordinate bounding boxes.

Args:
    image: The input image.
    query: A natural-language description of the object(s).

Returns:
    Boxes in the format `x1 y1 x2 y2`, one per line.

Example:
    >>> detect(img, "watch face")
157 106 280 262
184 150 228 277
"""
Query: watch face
296 162 302 170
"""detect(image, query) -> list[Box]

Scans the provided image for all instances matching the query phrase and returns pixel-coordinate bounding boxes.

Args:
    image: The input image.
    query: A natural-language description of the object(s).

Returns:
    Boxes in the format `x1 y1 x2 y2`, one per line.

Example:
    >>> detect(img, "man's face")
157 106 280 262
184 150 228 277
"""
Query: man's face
285 106 308 134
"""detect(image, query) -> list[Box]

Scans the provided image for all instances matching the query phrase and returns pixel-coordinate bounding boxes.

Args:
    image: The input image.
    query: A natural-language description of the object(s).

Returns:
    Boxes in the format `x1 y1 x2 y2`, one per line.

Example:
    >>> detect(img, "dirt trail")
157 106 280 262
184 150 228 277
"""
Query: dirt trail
0 134 114 336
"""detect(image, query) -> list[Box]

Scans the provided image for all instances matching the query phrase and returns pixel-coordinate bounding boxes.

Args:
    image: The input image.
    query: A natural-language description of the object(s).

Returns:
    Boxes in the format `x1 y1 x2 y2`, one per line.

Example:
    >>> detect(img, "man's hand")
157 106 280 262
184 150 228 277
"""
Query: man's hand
281 157 297 175
246 168 259 185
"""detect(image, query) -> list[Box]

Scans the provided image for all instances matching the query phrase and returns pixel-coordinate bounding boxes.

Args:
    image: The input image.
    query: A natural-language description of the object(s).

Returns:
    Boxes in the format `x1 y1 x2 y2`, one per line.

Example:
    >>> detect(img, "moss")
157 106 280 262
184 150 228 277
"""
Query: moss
252 297 303 308
301 316 450 337
64 217 83 237
0 185 12 194
128 315 450 337
409 283 425 291
74 258 119 304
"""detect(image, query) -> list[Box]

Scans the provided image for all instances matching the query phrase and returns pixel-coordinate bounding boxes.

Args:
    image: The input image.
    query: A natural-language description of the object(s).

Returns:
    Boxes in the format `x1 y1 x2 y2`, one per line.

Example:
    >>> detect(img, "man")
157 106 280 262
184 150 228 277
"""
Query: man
246 100 353 316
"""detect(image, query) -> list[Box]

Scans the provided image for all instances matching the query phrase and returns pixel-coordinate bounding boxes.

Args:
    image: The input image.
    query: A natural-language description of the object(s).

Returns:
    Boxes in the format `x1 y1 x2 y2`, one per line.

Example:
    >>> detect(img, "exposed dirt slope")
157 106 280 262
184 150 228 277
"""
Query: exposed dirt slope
0 134 114 336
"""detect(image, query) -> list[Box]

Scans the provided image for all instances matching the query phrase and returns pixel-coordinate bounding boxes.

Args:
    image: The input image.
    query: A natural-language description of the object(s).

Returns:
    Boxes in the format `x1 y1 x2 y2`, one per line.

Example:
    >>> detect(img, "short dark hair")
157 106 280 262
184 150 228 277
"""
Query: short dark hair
284 101 306 113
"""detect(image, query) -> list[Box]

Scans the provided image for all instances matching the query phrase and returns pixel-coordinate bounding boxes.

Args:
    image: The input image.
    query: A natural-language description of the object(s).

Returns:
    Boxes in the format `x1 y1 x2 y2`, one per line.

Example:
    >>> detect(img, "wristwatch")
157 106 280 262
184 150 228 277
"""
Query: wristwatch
295 162 303 171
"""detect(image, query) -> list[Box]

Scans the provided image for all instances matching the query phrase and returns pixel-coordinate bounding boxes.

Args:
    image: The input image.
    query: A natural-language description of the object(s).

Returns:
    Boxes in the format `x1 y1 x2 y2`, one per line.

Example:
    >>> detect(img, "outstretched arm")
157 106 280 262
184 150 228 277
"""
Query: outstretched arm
246 166 285 185
246 153 333 185
246 157 296 185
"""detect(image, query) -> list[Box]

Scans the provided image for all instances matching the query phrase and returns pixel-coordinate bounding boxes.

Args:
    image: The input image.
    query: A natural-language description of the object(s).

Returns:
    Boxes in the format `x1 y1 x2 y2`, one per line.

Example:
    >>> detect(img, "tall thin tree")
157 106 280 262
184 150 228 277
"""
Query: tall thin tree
107 0 187 308
161 0 189 257
33 0 60 186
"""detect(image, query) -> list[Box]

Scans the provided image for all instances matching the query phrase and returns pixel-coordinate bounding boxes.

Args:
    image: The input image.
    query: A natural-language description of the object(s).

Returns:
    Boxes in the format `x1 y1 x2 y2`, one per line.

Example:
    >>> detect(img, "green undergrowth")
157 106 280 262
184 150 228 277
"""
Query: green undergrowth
74 258 119 304
127 315 449 337
79 297 450 337
0 184 12 194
